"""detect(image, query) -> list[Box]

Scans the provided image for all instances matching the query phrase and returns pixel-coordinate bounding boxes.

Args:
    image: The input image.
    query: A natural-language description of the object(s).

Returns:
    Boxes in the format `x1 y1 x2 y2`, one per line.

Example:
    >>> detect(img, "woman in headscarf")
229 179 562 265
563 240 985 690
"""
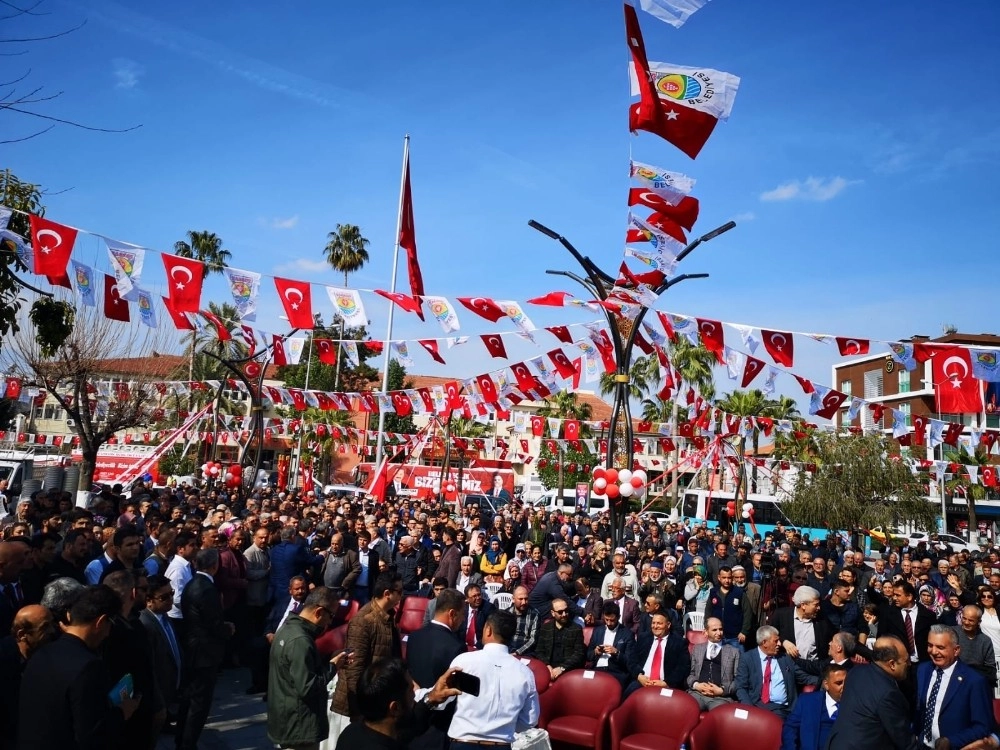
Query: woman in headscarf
502 559 522 592
918 584 945 618
684 563 713 622
479 536 508 582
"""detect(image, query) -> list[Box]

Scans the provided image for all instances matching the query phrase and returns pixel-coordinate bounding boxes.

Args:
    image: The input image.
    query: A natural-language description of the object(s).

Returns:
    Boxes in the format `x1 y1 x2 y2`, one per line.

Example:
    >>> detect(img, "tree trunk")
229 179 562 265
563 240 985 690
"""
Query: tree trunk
77 446 97 508
967 493 979 543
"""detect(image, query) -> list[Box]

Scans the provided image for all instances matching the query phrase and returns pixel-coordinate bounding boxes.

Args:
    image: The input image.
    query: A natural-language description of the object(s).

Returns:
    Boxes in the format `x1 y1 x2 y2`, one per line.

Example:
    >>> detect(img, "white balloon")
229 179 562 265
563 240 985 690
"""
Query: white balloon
632 469 648 484
634 484 646 496
741 510 750 519
742 502 753 512
594 478 608 490
618 469 633 484
619 482 635 498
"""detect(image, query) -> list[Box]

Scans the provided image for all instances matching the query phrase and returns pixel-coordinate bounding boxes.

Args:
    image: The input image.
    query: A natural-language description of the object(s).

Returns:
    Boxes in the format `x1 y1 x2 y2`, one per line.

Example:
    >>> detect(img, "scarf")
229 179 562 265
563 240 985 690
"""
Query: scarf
485 537 503 564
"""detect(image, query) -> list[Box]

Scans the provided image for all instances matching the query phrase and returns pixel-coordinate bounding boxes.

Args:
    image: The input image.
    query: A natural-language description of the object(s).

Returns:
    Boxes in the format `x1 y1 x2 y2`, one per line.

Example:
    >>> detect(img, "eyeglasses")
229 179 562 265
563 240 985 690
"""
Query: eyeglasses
982 594 995 599
552 608 569 615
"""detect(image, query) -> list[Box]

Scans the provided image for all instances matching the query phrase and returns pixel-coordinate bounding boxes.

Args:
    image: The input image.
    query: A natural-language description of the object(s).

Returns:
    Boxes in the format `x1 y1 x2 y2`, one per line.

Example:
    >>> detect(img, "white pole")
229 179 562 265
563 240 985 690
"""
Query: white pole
293 333 313 490
374 134 409 472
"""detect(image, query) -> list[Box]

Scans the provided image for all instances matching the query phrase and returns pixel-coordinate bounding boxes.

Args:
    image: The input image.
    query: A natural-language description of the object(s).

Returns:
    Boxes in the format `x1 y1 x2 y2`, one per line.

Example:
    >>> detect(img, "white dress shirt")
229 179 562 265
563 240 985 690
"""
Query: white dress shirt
925 661 957 744
596 626 618 669
825 691 838 719
706 641 722 660
793 614 817 660
642 636 666 681
447 643 540 743
165 556 193 619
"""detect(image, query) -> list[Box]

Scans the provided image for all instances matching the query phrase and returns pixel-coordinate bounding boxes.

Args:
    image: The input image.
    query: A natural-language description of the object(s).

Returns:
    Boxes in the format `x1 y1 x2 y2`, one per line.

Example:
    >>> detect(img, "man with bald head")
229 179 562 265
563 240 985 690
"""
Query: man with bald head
0 541 29 636
827 636 924 750
0 604 55 750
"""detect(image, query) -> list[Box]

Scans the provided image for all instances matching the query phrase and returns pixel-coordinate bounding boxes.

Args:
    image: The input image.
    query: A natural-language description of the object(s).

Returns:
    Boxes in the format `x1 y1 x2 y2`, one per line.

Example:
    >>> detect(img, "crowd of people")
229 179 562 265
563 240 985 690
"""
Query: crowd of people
3 479 1000 749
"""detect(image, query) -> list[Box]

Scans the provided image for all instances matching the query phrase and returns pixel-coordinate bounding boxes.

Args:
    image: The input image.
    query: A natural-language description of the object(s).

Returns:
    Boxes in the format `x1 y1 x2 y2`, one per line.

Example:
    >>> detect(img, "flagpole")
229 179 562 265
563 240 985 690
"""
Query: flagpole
373 134 409 474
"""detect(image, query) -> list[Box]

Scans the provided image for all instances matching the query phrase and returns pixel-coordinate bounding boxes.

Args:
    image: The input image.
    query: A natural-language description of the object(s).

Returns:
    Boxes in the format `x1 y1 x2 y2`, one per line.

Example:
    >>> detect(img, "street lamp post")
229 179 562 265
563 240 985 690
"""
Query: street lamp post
528 219 735 546
291 332 314 491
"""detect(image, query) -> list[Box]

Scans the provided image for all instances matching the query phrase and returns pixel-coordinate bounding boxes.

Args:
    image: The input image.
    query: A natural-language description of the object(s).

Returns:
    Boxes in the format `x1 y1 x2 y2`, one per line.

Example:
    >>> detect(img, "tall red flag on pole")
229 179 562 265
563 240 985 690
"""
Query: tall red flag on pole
399 151 425 320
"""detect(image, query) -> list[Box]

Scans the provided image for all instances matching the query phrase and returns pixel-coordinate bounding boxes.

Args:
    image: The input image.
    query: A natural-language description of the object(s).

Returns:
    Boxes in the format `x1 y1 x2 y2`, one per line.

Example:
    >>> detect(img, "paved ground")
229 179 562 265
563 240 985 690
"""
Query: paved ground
156 667 270 750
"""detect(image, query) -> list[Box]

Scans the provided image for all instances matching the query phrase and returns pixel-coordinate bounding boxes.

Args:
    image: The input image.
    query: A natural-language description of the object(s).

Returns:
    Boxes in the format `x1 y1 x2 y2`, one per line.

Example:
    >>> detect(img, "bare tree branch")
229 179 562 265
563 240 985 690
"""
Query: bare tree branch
0 123 53 143
0 68 32 87
0 0 48 17
0 18 85 43
3 105 141 132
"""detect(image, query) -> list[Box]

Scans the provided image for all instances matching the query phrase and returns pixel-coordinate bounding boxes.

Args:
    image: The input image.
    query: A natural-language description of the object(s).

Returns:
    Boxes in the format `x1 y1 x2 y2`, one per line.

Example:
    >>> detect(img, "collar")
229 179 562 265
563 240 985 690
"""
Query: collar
936 661 958 680
197 571 214 583
824 691 838 715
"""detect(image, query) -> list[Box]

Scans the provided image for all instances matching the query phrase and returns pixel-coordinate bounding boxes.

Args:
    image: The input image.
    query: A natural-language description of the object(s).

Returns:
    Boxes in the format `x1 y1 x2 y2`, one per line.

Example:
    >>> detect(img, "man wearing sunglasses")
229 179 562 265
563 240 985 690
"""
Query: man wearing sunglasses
534 598 586 681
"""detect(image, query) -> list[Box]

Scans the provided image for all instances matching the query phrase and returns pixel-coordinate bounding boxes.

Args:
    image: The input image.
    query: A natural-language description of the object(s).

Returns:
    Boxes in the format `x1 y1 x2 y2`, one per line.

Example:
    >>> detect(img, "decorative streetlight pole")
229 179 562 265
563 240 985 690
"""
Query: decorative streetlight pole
527 219 735 546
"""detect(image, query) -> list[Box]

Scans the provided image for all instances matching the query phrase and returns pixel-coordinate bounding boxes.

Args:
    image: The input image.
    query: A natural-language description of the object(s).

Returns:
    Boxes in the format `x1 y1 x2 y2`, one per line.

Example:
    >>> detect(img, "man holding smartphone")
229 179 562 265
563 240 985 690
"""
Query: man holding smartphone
446 610 540 750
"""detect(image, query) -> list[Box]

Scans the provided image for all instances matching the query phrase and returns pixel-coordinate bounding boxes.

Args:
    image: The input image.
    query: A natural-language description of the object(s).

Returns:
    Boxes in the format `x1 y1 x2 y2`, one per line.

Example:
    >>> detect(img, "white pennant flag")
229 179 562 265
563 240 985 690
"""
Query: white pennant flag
446 336 470 348
342 341 359 368
547 417 561 438
286 337 306 366
762 367 779 396
724 347 744 381
424 295 461 333
222 266 262 321
496 301 536 334
637 0 711 28
106 239 145 301
391 341 413 367
0 206 11 229
967 465 980 485
734 325 760 355
327 287 367 327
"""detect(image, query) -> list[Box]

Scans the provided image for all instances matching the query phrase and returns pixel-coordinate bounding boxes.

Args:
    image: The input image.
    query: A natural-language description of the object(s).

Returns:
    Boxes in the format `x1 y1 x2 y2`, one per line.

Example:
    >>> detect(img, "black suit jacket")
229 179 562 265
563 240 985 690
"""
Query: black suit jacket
460 600 495 649
406 621 466 734
826 663 924 750
629 631 690 688
772 607 834 661
180 572 231 669
878 604 935 663
139 608 181 709
586 624 635 677
17 634 124 750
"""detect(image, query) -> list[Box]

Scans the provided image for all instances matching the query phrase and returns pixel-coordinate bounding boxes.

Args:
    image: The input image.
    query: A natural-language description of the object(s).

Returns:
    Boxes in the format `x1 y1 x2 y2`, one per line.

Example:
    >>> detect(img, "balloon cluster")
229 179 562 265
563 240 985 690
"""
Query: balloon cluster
591 466 647 500
725 501 755 519
202 461 243 489
431 480 459 501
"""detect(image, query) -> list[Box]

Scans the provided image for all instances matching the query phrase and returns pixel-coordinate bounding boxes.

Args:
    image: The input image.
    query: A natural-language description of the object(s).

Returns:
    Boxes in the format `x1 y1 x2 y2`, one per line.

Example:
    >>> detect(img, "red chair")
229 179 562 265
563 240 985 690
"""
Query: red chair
993 698 1000 727
398 596 430 635
519 656 551 694
609 688 701 750
686 630 708 654
583 626 594 647
539 670 621 750
315 622 348 661
688 703 784 750
331 599 359 628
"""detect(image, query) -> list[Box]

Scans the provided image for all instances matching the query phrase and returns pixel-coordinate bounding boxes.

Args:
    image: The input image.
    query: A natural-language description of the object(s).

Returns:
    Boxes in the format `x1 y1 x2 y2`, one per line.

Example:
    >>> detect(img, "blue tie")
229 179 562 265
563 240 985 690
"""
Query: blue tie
923 668 944 742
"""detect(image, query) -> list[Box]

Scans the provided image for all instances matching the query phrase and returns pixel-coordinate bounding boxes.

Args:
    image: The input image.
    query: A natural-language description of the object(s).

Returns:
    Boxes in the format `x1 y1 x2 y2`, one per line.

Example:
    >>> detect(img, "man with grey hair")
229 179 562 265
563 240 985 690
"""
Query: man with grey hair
40 576 84 625
734 624 805 718
773 585 834 661
955 604 998 686
393 535 423 595
455 556 483 594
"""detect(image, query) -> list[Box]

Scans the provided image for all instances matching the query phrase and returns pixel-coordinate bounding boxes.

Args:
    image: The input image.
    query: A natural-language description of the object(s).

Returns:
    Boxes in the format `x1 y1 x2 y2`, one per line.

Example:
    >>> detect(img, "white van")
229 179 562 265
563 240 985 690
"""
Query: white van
534 488 610 516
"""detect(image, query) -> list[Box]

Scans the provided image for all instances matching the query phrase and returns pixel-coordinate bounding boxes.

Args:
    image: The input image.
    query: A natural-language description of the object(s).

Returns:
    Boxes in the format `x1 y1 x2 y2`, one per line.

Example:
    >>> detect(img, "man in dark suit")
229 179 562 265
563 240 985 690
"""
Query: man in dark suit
407 588 467 750
605 577 641 635
175 547 234 750
573 577 603 627
875 580 935 666
0 541 29 636
686 616 741 711
460 584 494 650
913 625 993 748
734 624 805 718
624 612 689 698
16 585 140 750
535 598 587 681
827 636 925 750
780 662 847 750
772 586 834 663
436 529 462 588
140 574 182 733
585 600 635 688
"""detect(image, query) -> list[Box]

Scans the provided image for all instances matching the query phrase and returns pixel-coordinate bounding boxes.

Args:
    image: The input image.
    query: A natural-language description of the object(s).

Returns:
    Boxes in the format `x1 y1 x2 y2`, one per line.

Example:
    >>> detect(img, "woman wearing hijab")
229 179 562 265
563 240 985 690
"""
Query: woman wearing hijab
479 536 508 582
684 564 713 619
502 560 522 592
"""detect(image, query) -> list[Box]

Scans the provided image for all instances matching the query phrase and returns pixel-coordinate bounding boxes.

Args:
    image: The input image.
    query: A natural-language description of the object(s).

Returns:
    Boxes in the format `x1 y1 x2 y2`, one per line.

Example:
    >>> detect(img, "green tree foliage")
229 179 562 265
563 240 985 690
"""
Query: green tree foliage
382 359 415 435
0 170 44 355
781 432 938 533
324 223 370 287
537 440 595 493
943 446 990 535
279 321 377 393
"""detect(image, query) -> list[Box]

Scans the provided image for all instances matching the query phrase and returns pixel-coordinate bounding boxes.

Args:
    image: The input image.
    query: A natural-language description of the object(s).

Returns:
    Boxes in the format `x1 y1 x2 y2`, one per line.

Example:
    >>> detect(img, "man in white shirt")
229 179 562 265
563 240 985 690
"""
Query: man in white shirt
447 610 540 749
165 530 199 634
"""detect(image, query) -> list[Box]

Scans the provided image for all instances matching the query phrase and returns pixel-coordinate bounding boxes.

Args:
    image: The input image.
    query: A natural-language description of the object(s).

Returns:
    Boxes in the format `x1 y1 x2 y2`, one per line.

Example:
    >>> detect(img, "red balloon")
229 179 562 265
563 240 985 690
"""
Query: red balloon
593 467 606 480
605 468 619 484
592 484 607 496
606 483 620 499
630 476 644 489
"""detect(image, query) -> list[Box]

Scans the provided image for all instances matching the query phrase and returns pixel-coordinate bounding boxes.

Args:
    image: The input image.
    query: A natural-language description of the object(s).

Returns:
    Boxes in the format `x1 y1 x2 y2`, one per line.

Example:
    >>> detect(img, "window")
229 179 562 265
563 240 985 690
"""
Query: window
840 379 852 396
863 370 883 399
900 403 911 427
898 369 910 393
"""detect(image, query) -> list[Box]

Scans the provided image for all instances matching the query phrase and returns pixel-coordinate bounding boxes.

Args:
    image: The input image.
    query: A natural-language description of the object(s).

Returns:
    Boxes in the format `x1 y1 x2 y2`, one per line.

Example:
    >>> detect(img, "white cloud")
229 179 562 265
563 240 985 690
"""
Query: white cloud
732 211 755 222
274 258 329 274
112 58 144 90
759 176 859 202
270 215 299 230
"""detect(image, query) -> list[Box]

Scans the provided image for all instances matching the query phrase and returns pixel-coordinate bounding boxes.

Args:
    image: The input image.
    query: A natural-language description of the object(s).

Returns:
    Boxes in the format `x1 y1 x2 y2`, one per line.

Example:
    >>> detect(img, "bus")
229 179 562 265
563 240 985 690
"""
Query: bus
679 488 836 542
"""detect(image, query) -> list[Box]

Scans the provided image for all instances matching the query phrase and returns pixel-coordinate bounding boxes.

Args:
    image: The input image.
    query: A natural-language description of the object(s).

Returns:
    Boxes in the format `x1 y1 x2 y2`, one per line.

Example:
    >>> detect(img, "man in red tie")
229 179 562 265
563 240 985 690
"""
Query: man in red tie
462 584 494 650
623 612 689 698
735 625 803 718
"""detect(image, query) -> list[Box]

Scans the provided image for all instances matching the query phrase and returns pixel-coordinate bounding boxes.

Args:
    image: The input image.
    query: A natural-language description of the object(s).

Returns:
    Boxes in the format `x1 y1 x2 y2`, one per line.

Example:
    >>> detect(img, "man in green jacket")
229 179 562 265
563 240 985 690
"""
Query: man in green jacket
267 586 341 750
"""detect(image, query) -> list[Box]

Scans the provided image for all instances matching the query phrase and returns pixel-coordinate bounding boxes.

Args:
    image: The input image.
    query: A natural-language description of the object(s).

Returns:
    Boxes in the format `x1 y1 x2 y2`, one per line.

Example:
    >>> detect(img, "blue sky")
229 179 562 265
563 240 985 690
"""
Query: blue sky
5 0 1000 410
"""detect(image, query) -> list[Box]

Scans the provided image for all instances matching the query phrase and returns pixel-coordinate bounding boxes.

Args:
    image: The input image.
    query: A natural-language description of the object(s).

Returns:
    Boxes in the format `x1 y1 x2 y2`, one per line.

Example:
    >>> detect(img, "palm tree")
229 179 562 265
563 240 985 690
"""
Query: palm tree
718 389 770 495
538 391 593 424
174 231 232 393
324 224 370 287
599 354 658 402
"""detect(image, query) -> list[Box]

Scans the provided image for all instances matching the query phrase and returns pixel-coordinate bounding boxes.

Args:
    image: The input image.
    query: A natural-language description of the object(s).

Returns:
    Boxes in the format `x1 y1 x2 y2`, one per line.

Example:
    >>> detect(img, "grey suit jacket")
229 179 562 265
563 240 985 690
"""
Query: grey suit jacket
734 647 802 710
244 544 271 607
686 641 741 696
139 608 181 709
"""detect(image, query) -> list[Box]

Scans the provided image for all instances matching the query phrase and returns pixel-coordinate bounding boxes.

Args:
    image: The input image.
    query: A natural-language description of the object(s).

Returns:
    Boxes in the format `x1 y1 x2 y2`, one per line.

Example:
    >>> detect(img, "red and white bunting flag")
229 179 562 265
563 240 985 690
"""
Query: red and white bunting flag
399 149 425 320
417 340 445 364
30 215 78 278
314 338 337 365
545 326 573 344
548 349 576 379
934 348 983 414
200 310 231 341
161 253 206 313
456 296 506 322
375 289 423 314
627 190 699 230
476 374 499 403
696 318 724 355
835 337 870 356
271 335 288 367
480 334 507 359
742 356 765 388
761 329 795 367
274 277 314 329
510 362 537 394
103 273 130 322
527 291 572 307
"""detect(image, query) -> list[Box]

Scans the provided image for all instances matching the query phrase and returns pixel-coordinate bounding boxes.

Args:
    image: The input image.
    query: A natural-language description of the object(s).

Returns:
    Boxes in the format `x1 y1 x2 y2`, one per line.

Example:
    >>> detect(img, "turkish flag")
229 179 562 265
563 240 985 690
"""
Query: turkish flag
314 338 337 365
761 329 794 367
30 215 78 278
678 422 694 438
289 389 306 410
476 374 499 403
982 431 998 453
814 389 848 419
362 340 384 355
659 437 676 453
629 102 719 161
548 349 576 379
984 466 997 487
835 337 870 356
912 414 927 445
244 361 262 380
627 191 699 231
161 253 206 312
633 331 654 355
527 291 571 306
272 335 288 367
481 334 507 359
545 325 573 344
934 348 984 414
375 289 422 314
442 381 462 411
741 356 765 388
793 375 814 394
943 422 964 446
390 392 412 416
275 277 314 329
626 212 688 245
530 415 544 436
201 310 231 341
418 340 445 364
457 297 506 322
162 297 194 331
510 362 536 394
357 393 377 413
399 151 425 320
616 263 665 289
417 387 434 412
103 273 130 322
870 403 885 423
565 420 580 440
696 318 724 355
571 358 583 390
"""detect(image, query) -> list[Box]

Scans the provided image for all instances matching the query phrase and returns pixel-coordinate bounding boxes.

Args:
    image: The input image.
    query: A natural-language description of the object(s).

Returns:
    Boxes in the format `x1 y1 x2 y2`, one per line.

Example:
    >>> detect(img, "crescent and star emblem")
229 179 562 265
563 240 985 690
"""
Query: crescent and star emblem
284 288 303 309
171 265 193 289
943 355 969 387
36 228 61 254
770 333 786 350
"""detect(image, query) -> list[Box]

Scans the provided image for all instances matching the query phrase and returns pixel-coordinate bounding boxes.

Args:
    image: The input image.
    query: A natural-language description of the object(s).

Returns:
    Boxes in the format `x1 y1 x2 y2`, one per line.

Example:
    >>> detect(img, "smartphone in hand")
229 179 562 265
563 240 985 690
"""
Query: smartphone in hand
447 671 481 697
